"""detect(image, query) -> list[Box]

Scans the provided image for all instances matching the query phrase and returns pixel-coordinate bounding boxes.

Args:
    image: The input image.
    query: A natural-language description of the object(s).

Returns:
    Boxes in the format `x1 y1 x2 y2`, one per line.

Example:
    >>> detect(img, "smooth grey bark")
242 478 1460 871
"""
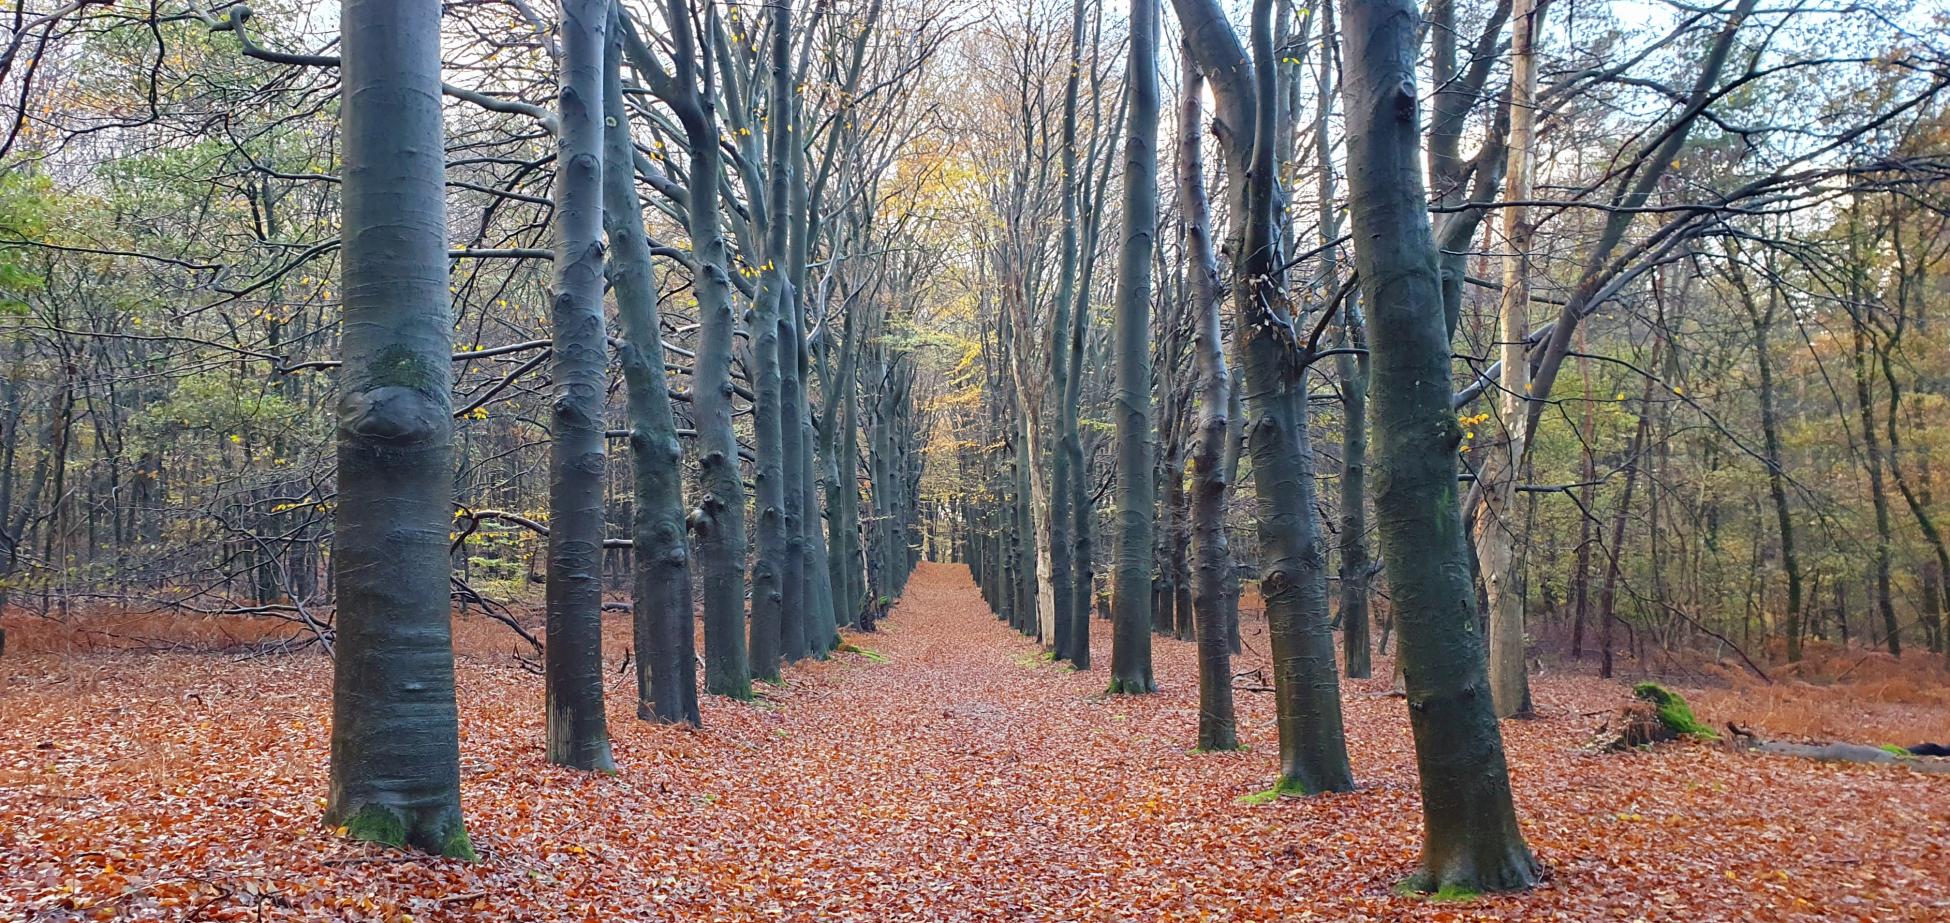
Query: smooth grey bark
1170 0 1352 793
325 0 472 857
1107 0 1158 696
603 6 698 726
1848 281 1900 656
1342 0 1536 891
773 3 815 666
1180 43 1237 751
1241 0 1348 794
779 288 813 663
639 1 750 698
1479 0 1537 719
746 0 795 685
543 0 617 773
1173 0 1352 793
831 301 865 627
1045 0 1087 663
1312 3 1371 680
1600 340 1662 679
1878 300 1949 655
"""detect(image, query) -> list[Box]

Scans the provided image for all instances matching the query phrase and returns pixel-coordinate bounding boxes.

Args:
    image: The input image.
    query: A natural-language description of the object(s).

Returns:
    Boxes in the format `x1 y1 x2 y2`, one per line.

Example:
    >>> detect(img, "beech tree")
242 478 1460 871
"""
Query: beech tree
324 0 472 857
1342 0 1537 891
1108 0 1160 696
542 0 616 772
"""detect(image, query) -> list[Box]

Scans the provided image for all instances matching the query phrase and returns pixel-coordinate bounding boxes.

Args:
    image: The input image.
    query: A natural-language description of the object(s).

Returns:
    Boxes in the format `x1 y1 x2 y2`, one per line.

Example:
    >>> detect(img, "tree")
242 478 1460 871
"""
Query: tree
324 0 473 858
603 1 699 726
543 0 617 772
1172 0 1354 796
634 0 751 699
1479 0 1539 718
1108 0 1159 696
1342 0 1538 892
1178 40 1237 751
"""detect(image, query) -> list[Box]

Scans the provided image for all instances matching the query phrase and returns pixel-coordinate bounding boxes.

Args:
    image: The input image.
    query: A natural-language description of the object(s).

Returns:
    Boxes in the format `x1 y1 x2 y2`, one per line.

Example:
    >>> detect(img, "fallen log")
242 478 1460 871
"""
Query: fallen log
1727 723 1950 774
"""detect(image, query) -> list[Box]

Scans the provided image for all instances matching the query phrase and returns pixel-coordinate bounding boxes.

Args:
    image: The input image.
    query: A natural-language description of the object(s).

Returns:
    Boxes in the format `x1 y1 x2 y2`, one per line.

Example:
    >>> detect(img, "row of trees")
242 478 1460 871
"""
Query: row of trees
6 0 1950 896
2 0 948 854
919 0 1950 894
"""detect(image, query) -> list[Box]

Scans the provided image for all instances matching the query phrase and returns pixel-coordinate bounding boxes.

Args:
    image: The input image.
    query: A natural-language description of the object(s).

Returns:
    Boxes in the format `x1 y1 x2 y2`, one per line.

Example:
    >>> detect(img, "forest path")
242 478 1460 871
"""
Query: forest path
4 562 1947 920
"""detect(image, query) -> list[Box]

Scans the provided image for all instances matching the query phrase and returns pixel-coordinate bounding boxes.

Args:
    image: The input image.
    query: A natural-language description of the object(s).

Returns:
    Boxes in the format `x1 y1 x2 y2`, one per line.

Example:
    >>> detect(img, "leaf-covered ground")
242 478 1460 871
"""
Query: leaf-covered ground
3 563 1947 921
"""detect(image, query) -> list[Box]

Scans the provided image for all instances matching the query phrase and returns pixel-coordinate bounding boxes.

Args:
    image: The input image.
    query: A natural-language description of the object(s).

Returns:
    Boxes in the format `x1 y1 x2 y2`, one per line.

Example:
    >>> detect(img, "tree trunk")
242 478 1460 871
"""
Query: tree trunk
325 0 473 857
746 0 797 685
1848 280 1900 656
1313 5 1371 680
1172 0 1352 795
1599 337 1662 679
1726 255 1802 662
603 8 698 726
1478 0 1538 718
1180 43 1237 750
656 0 750 698
542 0 617 772
1342 0 1537 891
1108 0 1158 695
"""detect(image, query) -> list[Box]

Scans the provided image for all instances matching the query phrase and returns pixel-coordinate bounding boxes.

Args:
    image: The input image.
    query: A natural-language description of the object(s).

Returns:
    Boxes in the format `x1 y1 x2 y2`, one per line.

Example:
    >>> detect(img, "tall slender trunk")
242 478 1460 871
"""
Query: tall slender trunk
747 0 797 684
603 7 698 725
1849 290 1900 656
325 0 472 857
1726 256 1802 662
1108 0 1158 695
651 0 750 698
1046 0 1087 662
1172 0 1352 794
1180 43 1237 750
1571 340 1595 659
1342 0 1536 890
1599 337 1663 679
1314 2 1371 680
829 305 864 628
1479 0 1538 718
543 0 617 772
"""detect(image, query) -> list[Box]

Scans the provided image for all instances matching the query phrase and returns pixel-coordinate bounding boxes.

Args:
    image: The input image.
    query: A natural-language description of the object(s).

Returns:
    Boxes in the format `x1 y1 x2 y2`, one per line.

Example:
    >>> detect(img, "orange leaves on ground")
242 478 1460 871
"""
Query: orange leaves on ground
3 563 1948 920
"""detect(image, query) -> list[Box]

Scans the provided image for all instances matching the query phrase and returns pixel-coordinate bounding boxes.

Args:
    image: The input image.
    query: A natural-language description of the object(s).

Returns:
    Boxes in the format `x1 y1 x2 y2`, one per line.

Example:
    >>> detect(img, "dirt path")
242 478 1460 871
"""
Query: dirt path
4 562 1947 920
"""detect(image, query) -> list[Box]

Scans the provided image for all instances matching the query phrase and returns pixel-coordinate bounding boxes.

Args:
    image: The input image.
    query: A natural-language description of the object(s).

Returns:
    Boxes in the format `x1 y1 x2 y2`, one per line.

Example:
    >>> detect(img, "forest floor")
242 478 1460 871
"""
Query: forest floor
3 562 1948 922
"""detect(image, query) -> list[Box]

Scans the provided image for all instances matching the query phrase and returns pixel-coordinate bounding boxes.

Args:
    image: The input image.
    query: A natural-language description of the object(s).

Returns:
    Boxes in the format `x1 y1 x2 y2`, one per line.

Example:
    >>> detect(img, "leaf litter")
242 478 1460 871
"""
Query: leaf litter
3 563 1946 921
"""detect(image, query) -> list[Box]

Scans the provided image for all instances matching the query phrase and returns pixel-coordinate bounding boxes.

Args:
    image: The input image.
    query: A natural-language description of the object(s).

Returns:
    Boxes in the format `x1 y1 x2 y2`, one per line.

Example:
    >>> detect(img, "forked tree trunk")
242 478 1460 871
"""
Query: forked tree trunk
1171 0 1352 795
746 0 796 685
603 6 698 726
651 0 750 698
325 0 472 857
1313 3 1372 680
1724 254 1801 662
1341 0 1537 891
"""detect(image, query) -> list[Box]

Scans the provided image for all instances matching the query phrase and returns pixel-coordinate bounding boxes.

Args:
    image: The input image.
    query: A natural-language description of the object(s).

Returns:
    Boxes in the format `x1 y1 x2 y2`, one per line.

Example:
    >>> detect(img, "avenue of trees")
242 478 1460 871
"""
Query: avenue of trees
3 0 1949 896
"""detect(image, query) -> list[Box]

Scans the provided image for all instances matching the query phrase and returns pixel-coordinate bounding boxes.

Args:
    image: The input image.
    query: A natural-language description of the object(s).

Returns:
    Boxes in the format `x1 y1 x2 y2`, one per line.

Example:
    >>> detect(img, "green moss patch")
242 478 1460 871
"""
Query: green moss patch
1235 777 1310 805
837 642 888 664
1392 878 1482 902
1633 682 1718 740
